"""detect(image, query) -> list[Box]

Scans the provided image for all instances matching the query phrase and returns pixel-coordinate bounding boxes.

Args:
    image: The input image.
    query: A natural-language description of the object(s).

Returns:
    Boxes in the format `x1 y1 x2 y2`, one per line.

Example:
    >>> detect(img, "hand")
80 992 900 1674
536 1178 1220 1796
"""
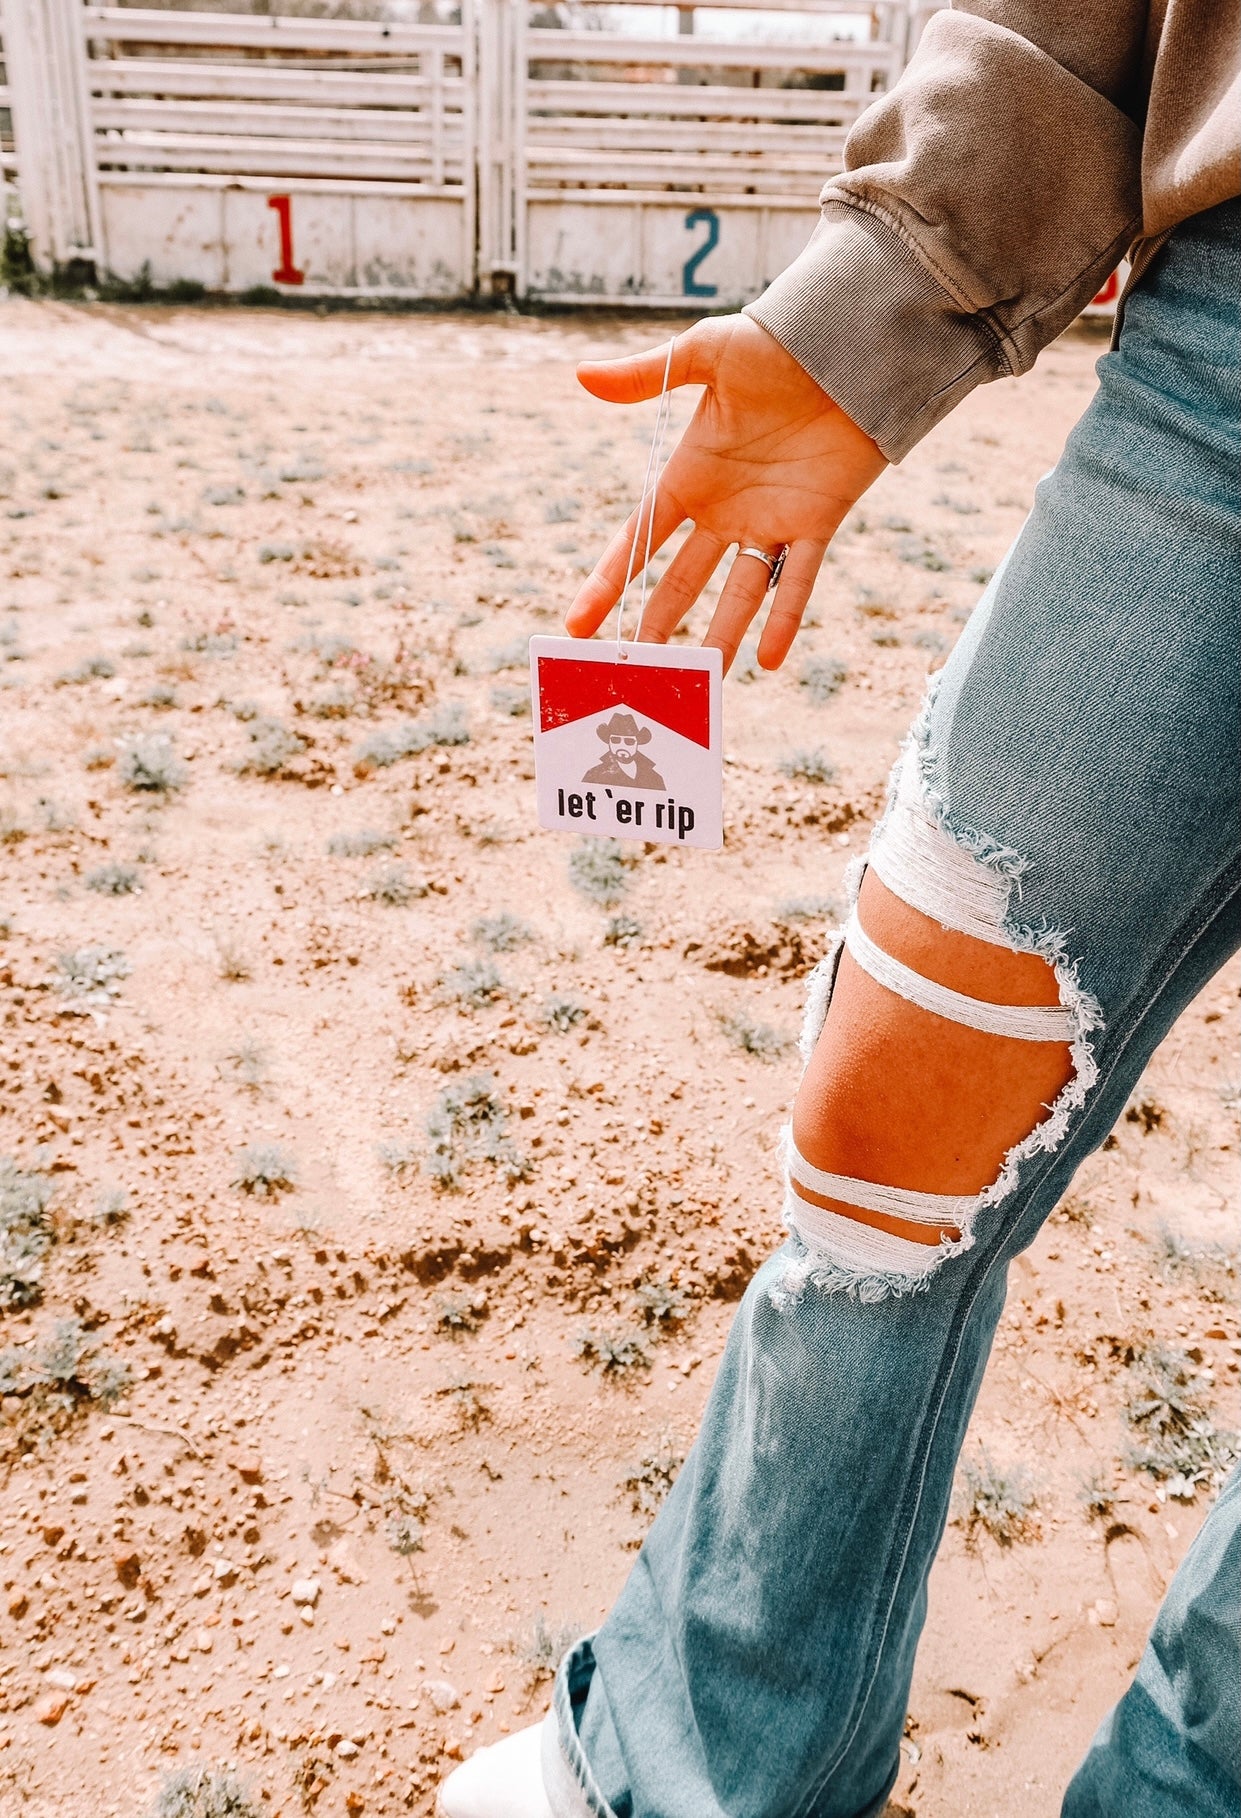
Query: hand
566 314 887 673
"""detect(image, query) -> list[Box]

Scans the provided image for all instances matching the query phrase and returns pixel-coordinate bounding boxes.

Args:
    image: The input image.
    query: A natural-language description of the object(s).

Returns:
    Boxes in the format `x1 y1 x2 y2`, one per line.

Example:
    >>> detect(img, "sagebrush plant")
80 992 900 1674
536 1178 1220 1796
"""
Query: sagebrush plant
514 1613 583 1688
385 1510 425 1565
57 653 117 686
425 1075 529 1189
365 862 424 906
569 840 631 905
471 912 533 952
150 1765 260 1818
486 636 530 672
85 862 140 896
490 683 531 717
435 1293 481 1334
603 913 642 948
0 1158 55 1311
231 1144 297 1199
718 1010 788 1060
0 1318 130 1414
543 993 587 1033
377 1140 418 1177
633 1277 686 1328
623 1438 684 1516
776 894 840 925
93 1186 130 1227
1152 1223 1237 1301
1122 1344 1238 1496
1079 1470 1116 1524
436 957 505 1009
307 681 355 720
327 828 395 858
54 946 130 1001
354 703 468 769
574 1326 651 1376
955 1447 1040 1548
235 718 305 777
778 748 838 784
222 1040 268 1093
118 733 186 794
799 655 848 703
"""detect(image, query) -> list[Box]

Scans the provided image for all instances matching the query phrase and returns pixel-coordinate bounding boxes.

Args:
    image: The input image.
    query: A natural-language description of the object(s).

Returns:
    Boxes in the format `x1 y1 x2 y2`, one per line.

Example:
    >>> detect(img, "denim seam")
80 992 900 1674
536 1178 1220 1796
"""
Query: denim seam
796 857 1241 1818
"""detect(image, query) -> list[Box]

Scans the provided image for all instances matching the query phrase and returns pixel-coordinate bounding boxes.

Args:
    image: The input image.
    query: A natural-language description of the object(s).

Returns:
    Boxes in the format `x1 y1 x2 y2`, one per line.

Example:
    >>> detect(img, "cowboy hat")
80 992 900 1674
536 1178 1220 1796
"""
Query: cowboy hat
596 712 652 744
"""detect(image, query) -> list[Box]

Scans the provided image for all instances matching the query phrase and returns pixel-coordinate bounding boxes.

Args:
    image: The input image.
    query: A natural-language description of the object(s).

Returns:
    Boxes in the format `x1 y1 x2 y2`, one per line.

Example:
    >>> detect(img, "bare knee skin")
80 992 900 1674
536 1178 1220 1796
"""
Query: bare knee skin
792 872 1073 1245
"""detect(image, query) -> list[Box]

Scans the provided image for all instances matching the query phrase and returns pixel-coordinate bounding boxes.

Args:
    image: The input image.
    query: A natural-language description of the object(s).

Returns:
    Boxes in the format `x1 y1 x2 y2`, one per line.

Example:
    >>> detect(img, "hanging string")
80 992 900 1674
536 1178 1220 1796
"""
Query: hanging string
615 336 675 655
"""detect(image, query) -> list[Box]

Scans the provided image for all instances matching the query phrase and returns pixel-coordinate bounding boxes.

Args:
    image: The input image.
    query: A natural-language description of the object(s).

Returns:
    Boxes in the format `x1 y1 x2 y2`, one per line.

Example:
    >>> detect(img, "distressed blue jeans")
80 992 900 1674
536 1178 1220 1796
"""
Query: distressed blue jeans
546 198 1241 1818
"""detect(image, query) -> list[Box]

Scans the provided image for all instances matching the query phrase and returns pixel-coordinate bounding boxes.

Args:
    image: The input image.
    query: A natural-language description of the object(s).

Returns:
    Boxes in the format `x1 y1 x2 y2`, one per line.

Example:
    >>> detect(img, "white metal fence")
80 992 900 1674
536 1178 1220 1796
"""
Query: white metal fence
1 0 919 303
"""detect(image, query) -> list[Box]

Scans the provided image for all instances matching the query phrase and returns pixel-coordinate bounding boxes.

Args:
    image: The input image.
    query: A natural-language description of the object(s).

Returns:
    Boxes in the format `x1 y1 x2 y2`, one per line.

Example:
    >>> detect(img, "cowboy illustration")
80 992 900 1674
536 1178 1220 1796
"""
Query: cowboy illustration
582 711 666 791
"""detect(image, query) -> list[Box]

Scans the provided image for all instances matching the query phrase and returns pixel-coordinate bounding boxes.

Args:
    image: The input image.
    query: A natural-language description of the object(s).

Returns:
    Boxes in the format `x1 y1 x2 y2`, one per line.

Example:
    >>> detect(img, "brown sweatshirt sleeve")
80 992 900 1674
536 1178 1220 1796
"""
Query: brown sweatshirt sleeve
745 4 1147 461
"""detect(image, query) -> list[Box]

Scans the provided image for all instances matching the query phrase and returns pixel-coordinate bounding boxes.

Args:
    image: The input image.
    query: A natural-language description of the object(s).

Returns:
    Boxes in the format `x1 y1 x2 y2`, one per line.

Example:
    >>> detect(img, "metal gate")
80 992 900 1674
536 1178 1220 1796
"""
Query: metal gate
505 0 907 306
2 0 913 304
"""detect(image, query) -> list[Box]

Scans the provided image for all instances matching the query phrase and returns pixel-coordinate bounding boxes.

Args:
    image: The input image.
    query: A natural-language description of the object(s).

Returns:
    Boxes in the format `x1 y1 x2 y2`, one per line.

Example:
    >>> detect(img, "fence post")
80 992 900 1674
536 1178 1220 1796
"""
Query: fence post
3 0 101 272
476 0 524 296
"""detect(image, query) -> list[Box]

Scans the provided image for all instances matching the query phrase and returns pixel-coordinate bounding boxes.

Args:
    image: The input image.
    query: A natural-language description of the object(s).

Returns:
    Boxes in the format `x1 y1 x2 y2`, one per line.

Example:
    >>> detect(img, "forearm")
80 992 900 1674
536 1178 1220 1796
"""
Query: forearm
747 4 1147 461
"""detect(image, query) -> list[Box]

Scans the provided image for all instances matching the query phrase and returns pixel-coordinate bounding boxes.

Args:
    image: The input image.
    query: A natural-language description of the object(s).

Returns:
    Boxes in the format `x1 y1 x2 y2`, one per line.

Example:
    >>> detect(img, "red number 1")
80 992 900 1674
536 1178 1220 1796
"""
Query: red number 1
268 195 305 286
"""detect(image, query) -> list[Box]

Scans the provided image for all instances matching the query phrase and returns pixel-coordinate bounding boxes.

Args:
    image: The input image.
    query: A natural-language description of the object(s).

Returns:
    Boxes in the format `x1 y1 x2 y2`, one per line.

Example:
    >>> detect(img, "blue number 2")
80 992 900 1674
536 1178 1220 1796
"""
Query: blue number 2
682 208 720 298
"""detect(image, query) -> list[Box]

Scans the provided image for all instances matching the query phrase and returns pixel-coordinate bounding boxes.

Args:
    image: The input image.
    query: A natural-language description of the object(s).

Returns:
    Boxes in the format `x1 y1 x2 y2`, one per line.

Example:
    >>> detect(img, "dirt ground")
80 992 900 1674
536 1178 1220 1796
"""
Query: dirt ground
0 297 1236 1818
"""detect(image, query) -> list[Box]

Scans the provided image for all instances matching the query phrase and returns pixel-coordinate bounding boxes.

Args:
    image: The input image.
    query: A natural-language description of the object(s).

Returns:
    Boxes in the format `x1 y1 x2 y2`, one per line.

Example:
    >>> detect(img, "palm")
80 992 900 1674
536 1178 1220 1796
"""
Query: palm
566 315 886 671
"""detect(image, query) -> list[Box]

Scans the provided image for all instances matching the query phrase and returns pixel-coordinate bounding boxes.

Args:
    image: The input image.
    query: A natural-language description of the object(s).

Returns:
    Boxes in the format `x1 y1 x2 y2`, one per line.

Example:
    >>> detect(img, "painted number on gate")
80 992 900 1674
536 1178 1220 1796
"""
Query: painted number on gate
682 208 720 298
268 195 305 286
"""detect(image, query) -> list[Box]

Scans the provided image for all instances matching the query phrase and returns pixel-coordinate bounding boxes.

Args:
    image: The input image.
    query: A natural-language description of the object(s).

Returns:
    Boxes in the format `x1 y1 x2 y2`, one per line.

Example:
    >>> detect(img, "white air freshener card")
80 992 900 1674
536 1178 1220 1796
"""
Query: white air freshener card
530 636 723 850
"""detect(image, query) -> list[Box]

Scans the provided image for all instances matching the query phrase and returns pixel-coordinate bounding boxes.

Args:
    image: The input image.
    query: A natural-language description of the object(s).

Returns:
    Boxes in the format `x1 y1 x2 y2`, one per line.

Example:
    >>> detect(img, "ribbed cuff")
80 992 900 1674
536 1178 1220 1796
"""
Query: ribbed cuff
744 204 1007 463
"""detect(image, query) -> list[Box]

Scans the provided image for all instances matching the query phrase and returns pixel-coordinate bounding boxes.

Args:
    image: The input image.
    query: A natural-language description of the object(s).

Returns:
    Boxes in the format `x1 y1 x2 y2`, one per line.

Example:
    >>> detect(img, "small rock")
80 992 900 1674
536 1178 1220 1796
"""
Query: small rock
291 1577 321 1608
114 1549 142 1589
1090 1598 1119 1628
422 1678 461 1714
212 1558 239 1588
42 1525 66 1549
336 1739 359 1759
232 1453 264 1485
195 1629 213 1654
191 1573 213 1598
345 1795 365 1816
45 1668 77 1691
299 1606 315 1627
327 1540 364 1585
34 1693 70 1727
8 1590 29 1619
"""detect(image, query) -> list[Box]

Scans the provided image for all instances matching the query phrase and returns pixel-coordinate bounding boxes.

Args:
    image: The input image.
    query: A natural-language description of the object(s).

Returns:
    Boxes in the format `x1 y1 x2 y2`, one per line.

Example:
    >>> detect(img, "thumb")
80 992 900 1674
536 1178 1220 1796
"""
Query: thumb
576 322 712 404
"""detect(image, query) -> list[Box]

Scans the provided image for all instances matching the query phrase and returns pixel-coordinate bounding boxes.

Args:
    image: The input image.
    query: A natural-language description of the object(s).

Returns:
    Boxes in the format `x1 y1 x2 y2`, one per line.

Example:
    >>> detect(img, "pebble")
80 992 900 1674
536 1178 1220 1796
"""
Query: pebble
291 1577 321 1608
336 1738 359 1758
422 1679 461 1714
114 1549 142 1589
45 1669 77 1691
34 1694 69 1727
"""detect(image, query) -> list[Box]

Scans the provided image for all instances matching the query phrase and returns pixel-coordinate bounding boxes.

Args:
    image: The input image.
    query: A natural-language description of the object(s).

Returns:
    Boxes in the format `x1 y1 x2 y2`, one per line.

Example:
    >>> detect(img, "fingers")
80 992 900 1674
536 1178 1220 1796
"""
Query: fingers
756 540 827 670
637 528 728 643
565 489 687 638
701 546 780 675
575 320 715 404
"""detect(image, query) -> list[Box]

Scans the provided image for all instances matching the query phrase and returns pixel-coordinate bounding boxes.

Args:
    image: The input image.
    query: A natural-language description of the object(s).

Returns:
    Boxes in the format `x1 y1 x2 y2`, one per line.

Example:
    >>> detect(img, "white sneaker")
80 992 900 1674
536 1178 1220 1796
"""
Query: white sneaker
436 1719 554 1818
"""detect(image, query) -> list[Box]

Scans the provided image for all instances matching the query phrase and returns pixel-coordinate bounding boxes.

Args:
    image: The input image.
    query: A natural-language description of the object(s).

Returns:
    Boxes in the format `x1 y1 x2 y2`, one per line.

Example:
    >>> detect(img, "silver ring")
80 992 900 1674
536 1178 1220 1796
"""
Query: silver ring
737 544 787 590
